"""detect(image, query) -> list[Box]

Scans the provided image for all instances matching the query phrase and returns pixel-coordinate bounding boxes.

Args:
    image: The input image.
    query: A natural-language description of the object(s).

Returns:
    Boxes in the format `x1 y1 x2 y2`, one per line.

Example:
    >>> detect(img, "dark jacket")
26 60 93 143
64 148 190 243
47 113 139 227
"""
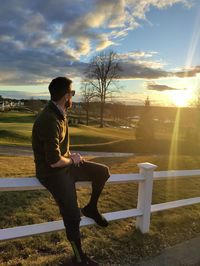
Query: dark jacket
32 101 69 180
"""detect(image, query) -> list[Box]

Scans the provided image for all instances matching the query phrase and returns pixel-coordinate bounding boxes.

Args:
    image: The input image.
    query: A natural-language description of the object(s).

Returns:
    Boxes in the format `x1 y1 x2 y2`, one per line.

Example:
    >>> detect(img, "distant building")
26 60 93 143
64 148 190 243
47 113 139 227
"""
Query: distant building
72 102 83 111
0 99 24 111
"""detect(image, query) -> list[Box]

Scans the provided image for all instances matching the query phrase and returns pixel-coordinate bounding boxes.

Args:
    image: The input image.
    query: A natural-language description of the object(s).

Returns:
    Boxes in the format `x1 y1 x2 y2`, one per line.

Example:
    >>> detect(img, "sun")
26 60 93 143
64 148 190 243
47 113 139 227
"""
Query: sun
169 90 193 107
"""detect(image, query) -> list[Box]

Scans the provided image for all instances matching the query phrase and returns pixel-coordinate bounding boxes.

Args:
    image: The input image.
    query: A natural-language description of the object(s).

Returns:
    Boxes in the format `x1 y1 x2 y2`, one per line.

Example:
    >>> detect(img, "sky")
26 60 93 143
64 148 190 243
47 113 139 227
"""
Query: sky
0 0 200 106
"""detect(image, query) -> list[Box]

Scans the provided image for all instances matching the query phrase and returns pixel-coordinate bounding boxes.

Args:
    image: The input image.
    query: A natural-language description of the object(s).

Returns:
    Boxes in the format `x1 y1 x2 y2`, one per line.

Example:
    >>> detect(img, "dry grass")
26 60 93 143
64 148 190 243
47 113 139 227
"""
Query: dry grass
0 154 200 265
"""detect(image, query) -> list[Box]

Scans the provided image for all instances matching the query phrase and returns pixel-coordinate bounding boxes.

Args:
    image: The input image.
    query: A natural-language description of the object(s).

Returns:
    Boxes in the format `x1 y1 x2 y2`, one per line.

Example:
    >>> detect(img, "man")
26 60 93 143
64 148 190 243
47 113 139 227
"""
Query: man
32 77 110 266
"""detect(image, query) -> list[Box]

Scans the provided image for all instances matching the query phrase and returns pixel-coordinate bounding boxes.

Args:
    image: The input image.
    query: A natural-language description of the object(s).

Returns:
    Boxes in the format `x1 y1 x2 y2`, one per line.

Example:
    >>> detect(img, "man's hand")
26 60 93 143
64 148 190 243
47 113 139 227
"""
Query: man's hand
70 153 84 167
50 153 85 168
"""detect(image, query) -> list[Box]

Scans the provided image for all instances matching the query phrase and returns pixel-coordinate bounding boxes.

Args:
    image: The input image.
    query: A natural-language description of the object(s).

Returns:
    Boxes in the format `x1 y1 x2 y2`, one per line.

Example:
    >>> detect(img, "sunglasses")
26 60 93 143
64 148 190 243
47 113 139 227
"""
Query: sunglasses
68 90 75 96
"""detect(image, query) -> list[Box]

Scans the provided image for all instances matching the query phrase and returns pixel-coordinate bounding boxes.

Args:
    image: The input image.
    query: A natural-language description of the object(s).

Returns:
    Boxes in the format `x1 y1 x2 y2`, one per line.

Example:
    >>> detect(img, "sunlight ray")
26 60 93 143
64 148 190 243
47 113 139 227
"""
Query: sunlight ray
167 108 181 198
168 109 180 171
185 5 200 70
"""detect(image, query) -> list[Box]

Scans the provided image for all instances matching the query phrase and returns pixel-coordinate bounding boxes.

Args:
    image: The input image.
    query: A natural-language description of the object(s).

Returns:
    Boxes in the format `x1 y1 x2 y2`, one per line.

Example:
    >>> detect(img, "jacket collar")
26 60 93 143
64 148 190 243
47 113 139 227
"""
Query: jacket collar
48 100 66 121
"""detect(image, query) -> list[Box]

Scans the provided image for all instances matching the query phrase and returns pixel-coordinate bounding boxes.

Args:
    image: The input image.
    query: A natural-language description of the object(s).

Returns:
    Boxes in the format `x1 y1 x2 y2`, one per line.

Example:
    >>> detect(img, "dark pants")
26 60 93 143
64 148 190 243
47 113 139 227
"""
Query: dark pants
39 160 110 241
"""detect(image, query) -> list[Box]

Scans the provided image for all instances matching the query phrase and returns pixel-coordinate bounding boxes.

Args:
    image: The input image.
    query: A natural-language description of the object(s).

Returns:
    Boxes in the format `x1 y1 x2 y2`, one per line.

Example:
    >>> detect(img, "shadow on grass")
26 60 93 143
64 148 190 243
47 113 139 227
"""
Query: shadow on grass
78 208 200 265
0 130 30 142
0 114 35 123
72 138 200 156
70 134 114 145
0 190 55 228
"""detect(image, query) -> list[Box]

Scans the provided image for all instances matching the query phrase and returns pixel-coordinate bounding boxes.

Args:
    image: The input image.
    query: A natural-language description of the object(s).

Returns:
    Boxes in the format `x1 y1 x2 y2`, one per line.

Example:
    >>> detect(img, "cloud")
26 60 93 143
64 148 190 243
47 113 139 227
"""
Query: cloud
120 63 169 79
73 37 91 56
96 35 115 51
118 51 158 60
174 66 200 77
0 0 193 85
147 82 186 91
118 52 169 79
128 0 192 21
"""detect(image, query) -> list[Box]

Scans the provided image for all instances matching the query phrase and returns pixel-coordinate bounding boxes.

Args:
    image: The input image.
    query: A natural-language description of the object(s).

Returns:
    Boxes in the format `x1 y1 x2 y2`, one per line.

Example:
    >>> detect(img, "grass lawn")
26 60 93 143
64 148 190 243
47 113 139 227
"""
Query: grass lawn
0 154 200 265
0 112 135 147
1 112 198 155
0 112 34 146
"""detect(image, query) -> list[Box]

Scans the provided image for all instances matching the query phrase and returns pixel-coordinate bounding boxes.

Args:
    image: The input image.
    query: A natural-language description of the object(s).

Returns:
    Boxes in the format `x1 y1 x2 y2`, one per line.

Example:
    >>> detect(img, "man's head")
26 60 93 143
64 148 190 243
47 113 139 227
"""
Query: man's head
48 77 75 108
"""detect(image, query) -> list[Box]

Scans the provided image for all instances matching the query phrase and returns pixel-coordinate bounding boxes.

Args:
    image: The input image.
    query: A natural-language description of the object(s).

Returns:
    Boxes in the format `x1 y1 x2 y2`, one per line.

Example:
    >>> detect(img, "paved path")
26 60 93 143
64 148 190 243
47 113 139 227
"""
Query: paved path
0 145 33 156
136 235 200 266
0 145 134 158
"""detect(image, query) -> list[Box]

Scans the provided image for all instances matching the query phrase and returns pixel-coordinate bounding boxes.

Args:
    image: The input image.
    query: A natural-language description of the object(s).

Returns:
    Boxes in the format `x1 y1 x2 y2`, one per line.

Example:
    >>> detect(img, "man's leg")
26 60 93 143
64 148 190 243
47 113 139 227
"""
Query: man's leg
39 171 98 265
70 160 110 226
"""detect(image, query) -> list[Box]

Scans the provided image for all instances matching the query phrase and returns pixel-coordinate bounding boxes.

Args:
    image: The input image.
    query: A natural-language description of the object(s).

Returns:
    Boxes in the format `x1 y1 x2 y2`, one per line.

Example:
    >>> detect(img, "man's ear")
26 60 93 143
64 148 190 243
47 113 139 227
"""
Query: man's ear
64 92 69 101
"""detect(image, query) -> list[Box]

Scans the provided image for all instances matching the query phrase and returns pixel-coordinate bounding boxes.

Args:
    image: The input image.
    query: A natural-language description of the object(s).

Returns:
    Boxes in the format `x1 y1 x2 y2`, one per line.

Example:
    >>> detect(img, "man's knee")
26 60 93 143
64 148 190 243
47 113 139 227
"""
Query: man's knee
102 165 110 181
93 164 110 189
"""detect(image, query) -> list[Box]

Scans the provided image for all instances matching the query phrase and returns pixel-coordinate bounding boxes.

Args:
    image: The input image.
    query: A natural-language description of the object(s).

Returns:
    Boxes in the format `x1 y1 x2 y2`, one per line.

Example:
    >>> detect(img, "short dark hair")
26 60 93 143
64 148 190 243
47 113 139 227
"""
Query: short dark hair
48 77 72 101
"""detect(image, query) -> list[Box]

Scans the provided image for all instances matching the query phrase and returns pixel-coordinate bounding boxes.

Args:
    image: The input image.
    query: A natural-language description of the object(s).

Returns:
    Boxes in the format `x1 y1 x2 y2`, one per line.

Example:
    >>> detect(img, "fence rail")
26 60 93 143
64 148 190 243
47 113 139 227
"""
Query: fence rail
0 173 144 191
0 162 200 241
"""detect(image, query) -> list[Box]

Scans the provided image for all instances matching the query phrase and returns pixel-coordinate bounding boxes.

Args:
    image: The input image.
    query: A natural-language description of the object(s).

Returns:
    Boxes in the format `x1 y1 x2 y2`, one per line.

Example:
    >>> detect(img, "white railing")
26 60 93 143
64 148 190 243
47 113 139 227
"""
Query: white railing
0 162 200 241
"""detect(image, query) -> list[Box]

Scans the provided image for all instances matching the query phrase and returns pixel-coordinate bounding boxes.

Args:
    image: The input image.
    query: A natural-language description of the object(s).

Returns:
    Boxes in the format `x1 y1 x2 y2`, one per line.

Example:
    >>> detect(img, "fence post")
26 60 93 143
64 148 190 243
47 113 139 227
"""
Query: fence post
136 162 157 233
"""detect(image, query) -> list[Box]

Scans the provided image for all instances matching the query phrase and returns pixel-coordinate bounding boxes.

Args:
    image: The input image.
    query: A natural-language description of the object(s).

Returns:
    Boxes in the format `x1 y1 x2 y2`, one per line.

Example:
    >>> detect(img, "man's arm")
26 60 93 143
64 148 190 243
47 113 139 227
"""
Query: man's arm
50 156 73 168
39 117 72 168
51 153 84 168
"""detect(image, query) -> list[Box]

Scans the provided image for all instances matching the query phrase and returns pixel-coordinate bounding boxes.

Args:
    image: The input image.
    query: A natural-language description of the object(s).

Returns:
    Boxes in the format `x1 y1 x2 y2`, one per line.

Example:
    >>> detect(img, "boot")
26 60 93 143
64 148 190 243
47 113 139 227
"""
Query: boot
81 205 108 227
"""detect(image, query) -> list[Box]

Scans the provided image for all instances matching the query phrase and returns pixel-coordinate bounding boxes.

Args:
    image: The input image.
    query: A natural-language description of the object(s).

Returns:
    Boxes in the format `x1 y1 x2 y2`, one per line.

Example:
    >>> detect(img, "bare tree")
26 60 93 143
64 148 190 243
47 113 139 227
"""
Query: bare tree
85 50 121 127
80 81 95 125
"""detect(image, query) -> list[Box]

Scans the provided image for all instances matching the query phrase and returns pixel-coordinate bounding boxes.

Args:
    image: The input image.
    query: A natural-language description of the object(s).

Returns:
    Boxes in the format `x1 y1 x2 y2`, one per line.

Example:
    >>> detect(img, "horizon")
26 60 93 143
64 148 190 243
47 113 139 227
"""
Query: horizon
0 94 198 109
0 1 200 107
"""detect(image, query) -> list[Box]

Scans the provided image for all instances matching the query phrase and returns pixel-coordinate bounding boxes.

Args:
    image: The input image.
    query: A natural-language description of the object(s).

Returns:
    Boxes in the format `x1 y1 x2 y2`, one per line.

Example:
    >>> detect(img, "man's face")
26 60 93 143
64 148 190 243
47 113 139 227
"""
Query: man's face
65 84 75 109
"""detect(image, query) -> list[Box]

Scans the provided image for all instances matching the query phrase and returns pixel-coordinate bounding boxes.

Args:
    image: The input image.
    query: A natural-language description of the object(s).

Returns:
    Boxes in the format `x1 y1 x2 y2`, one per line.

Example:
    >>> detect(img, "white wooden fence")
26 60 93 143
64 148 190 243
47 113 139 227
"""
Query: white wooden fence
0 162 200 241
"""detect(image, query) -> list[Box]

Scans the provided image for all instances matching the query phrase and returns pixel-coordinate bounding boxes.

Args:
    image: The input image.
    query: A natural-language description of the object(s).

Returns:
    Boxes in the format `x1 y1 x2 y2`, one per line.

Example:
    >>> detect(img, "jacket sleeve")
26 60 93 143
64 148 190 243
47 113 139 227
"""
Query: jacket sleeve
39 119 61 165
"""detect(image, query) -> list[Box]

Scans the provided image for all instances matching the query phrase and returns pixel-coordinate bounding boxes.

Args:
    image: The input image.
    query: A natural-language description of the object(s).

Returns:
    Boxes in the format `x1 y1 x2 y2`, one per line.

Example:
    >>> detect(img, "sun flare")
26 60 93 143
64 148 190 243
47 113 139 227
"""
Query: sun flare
169 90 193 107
